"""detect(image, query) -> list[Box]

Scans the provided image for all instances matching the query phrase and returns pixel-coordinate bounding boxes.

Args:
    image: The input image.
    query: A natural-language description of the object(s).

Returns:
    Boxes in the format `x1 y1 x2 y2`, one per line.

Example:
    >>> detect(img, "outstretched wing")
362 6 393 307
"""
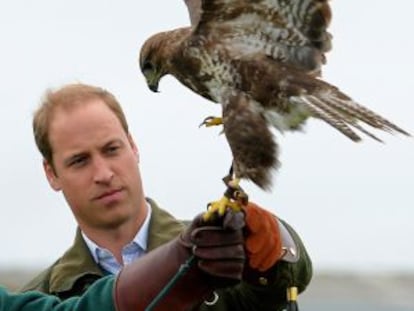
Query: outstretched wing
191 0 332 74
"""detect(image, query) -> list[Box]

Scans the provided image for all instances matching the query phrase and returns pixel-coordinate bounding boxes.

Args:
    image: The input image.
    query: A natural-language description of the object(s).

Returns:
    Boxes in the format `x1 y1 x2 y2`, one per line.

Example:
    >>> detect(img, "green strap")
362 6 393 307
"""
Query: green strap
145 255 196 311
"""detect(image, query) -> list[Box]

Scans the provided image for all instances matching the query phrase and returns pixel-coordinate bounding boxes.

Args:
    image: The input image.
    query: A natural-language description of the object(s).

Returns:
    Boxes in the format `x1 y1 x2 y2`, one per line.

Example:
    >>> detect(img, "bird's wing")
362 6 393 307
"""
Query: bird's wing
231 54 411 142
192 0 332 74
183 0 202 26
221 89 279 190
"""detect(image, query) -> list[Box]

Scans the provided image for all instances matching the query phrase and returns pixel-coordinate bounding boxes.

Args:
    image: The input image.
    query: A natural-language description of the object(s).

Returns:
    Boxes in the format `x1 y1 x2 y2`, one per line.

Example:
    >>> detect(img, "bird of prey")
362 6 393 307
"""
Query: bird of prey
139 0 409 209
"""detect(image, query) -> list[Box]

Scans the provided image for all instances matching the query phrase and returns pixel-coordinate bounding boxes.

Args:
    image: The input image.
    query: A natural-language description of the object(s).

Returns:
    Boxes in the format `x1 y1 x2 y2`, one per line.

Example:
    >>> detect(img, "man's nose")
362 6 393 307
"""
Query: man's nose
93 157 114 184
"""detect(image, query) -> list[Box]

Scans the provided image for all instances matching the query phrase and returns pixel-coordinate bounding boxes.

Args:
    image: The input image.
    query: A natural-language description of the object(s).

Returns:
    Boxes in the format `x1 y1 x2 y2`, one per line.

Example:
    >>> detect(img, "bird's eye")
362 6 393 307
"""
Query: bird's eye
142 61 154 72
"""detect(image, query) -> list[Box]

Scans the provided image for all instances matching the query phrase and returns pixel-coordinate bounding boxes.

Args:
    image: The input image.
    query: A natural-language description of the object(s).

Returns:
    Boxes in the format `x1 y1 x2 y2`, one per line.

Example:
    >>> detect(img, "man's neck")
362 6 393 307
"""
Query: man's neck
81 205 148 264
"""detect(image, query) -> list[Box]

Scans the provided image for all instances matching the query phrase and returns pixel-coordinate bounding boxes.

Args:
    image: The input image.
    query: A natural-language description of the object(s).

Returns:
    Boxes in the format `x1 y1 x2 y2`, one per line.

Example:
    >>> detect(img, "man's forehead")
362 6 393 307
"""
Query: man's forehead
50 100 120 129
48 103 126 154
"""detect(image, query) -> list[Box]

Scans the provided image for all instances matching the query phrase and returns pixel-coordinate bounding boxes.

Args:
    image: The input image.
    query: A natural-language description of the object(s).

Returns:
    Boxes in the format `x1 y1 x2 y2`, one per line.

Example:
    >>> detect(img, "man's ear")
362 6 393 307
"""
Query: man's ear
43 159 61 191
128 133 140 163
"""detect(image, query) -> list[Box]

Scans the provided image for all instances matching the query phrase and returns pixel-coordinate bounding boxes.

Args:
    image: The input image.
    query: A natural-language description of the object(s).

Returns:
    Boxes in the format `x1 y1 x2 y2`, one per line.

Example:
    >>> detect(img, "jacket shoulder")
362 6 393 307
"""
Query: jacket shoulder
19 261 57 293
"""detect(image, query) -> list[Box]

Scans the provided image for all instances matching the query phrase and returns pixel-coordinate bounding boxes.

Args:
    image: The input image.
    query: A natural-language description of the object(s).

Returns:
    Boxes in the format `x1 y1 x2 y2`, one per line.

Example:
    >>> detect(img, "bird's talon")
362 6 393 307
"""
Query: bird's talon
228 178 240 188
203 194 243 221
199 116 223 128
234 190 249 205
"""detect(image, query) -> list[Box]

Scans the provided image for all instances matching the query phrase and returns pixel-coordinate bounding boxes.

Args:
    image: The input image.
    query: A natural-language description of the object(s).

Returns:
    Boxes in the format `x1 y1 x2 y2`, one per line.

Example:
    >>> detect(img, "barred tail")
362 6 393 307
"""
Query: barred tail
291 91 410 142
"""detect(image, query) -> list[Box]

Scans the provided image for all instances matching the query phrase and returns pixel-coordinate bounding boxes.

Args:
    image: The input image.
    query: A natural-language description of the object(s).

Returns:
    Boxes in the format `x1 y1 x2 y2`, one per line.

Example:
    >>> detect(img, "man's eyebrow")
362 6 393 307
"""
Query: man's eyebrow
102 138 124 148
61 139 125 166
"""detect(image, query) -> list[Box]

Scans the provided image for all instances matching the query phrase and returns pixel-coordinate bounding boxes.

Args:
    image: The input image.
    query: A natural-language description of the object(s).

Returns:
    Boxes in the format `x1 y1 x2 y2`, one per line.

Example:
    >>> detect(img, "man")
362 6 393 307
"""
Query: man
22 83 312 310
1 209 249 310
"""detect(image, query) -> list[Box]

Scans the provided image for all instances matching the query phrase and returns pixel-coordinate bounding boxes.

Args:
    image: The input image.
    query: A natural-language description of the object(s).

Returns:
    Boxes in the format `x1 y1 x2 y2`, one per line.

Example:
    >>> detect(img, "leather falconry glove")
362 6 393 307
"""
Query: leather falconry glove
243 202 283 272
242 202 302 311
114 210 245 311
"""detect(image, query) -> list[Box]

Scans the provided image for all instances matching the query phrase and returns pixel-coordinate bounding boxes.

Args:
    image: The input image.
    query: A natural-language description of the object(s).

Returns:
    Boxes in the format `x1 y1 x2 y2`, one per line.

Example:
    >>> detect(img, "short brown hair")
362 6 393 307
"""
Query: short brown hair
33 83 129 165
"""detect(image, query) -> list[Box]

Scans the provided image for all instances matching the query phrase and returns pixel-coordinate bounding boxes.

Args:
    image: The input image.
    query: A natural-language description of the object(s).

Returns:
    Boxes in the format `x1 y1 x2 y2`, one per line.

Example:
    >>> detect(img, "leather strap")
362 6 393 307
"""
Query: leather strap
278 219 299 263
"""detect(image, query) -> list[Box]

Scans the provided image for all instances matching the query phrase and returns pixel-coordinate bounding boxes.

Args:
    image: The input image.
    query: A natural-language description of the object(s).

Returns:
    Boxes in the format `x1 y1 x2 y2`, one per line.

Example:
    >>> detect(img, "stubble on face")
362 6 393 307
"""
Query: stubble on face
47 99 145 233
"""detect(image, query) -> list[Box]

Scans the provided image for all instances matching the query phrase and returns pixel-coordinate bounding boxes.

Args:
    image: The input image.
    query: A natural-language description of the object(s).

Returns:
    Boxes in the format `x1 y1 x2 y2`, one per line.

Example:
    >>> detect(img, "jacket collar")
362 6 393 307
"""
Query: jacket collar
48 198 185 294
49 229 104 294
146 197 186 250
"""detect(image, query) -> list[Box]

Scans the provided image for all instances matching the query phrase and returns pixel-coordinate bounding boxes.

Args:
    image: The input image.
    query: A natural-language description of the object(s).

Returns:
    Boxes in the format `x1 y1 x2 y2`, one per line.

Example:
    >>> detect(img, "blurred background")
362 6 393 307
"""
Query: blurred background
0 1 413 309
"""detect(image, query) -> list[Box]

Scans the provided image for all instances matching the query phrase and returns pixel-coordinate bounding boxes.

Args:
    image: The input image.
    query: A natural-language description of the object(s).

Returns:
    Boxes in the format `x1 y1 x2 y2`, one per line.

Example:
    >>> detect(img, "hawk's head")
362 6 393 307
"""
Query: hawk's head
139 32 169 93
139 28 191 93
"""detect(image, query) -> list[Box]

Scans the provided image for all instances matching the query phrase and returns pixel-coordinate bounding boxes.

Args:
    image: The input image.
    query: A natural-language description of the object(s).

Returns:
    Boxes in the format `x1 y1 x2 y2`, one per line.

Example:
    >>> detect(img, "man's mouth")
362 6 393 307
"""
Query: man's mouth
94 188 124 204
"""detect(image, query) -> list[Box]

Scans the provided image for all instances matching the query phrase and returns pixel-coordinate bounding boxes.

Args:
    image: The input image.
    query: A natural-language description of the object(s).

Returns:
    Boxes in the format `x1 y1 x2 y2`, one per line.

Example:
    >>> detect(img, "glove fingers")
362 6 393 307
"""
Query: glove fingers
191 227 244 247
182 210 246 289
222 209 245 231
198 259 244 280
201 210 245 230
193 244 245 261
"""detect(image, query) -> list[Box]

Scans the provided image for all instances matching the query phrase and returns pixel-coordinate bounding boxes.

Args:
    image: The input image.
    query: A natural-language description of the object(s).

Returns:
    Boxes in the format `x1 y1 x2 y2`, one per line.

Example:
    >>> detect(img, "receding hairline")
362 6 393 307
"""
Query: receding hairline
33 83 130 166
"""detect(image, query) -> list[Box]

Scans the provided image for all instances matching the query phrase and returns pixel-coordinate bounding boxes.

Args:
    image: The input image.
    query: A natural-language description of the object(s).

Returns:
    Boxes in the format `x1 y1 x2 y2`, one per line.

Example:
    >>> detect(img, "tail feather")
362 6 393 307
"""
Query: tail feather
327 96 385 129
327 94 410 136
308 95 384 142
294 91 410 141
299 96 363 141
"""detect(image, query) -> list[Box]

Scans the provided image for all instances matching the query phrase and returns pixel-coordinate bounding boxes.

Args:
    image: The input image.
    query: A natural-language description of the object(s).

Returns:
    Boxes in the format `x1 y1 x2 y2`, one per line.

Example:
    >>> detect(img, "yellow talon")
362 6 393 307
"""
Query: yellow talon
203 196 243 221
203 178 247 222
199 116 223 128
228 178 240 189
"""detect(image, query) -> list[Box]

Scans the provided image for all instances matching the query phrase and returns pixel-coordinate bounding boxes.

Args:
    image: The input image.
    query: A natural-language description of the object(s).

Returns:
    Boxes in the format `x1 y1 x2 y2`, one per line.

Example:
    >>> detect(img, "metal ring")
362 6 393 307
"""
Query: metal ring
204 291 219 306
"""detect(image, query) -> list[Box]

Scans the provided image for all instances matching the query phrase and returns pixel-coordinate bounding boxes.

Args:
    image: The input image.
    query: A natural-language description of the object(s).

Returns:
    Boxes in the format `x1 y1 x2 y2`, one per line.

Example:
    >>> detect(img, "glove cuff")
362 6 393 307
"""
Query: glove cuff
114 237 212 311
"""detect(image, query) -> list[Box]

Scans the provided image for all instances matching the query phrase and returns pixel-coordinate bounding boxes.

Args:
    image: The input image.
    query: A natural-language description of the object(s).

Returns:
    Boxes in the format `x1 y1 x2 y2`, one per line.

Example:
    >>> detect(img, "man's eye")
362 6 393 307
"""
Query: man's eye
106 146 120 154
69 157 86 167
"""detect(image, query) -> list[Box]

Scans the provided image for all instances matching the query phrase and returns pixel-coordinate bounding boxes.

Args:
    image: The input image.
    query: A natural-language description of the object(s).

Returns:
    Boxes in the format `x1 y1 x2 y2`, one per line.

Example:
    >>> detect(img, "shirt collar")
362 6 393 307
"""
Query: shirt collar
134 202 151 251
81 201 152 264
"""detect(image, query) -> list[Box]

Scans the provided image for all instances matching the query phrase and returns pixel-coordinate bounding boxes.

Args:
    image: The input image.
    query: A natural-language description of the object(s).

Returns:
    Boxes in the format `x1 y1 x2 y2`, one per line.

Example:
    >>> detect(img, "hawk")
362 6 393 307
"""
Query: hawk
139 0 410 195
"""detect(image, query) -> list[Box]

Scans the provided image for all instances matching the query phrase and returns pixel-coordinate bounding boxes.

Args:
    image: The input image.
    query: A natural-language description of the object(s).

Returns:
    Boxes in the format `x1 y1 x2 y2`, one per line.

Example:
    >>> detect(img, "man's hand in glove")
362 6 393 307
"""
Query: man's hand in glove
181 209 246 285
114 209 246 311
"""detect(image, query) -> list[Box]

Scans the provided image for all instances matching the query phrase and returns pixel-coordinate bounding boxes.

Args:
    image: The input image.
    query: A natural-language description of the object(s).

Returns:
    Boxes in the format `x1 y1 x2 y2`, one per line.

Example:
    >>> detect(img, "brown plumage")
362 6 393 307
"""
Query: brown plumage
139 0 410 190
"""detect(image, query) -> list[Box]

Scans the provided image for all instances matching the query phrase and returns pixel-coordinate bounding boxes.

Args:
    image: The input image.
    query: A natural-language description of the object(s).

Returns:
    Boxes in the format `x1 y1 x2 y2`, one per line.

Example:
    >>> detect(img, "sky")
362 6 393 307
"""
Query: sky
0 1 412 273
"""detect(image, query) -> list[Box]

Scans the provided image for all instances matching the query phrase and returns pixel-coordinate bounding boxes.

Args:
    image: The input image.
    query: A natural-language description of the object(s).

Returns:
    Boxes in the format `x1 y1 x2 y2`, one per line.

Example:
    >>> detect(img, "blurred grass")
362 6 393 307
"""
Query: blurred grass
301 271 414 310
0 268 40 291
1 268 413 310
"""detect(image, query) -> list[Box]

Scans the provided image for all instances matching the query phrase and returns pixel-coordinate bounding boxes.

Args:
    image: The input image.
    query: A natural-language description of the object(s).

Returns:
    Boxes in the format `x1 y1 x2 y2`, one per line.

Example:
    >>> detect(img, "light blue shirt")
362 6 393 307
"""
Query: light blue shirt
81 203 152 275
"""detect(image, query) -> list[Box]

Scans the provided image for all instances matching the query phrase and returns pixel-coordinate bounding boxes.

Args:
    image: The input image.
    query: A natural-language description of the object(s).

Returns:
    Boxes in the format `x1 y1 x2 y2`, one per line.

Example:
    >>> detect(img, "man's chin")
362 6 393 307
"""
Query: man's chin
98 214 131 230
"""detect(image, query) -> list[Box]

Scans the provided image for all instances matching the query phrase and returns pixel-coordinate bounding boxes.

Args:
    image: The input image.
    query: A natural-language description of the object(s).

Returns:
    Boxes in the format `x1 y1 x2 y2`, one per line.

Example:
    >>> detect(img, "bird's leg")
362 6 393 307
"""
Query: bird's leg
199 116 223 128
203 165 249 221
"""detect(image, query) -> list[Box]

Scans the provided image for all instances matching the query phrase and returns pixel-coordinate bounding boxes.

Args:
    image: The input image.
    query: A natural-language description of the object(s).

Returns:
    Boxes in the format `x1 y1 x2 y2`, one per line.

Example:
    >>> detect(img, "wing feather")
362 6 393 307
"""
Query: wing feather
192 0 332 73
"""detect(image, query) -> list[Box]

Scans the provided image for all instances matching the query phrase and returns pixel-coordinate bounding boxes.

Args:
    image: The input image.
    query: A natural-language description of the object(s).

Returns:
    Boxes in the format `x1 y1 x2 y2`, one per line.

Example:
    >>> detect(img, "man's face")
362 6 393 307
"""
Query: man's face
44 99 144 230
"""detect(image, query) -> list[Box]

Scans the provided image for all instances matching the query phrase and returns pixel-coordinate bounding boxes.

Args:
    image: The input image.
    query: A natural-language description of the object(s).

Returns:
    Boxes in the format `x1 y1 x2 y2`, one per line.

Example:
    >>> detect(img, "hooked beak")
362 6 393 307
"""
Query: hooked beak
144 70 161 93
148 82 159 93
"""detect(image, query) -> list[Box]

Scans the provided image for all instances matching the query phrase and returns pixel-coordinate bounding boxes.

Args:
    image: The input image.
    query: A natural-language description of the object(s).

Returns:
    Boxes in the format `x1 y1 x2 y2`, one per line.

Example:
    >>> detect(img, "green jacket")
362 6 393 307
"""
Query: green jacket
1 276 115 311
21 199 312 310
